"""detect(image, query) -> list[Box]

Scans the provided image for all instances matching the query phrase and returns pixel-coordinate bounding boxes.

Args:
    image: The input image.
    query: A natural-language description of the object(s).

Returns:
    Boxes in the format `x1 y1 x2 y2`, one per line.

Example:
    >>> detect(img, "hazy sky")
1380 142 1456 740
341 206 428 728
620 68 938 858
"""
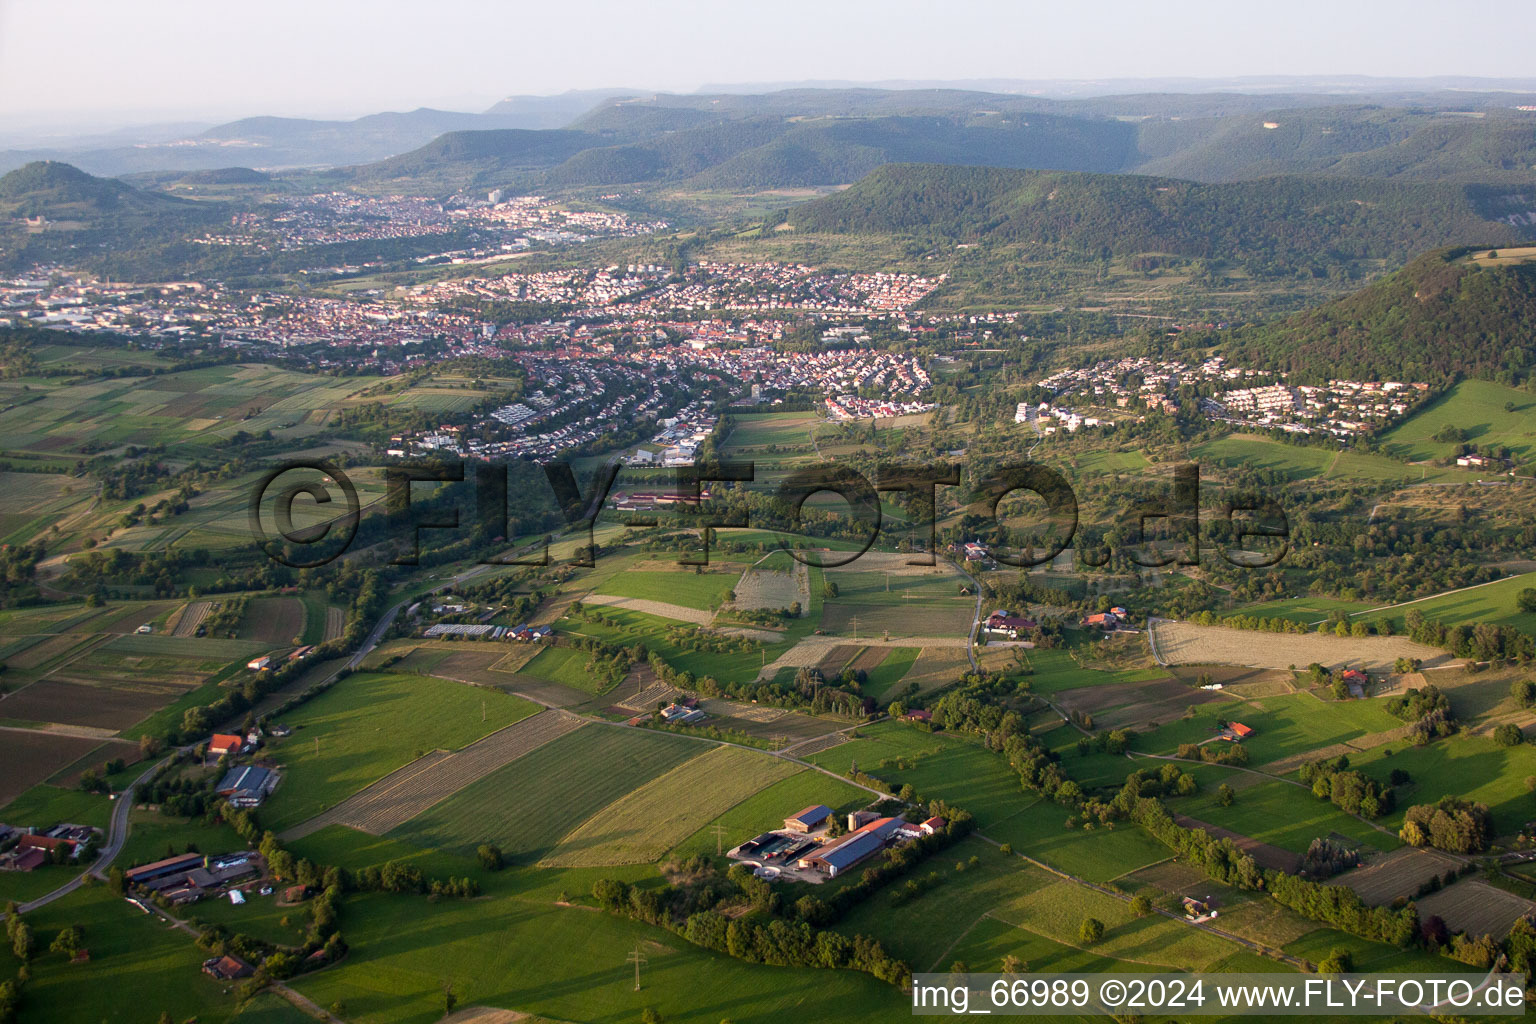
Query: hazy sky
2 0 1534 128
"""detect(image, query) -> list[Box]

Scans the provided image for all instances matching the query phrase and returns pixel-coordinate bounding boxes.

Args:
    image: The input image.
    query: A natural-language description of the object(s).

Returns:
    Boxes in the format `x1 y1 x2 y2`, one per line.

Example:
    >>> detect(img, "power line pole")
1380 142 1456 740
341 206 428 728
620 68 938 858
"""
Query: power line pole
710 824 727 855
851 615 859 642
626 946 648 991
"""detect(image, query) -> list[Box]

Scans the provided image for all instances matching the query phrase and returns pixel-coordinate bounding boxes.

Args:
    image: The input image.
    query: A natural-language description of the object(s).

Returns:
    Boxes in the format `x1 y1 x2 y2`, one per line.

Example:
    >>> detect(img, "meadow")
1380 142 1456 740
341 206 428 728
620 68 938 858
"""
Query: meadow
288 892 911 1024
1378 379 1536 462
520 644 608 692
1131 691 1404 767
1190 434 1472 484
593 567 739 611
256 671 541 831
556 606 767 683
1163 772 1399 854
0 886 245 1024
1342 733 1536 835
1359 572 1536 634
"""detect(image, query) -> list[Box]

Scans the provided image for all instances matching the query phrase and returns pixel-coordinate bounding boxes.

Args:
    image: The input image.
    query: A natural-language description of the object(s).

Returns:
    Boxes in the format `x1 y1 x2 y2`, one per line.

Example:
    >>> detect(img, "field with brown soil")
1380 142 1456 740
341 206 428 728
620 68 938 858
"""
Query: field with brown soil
1151 619 1451 673
0 729 114 805
1416 879 1536 939
0 679 172 731
1335 846 1463 905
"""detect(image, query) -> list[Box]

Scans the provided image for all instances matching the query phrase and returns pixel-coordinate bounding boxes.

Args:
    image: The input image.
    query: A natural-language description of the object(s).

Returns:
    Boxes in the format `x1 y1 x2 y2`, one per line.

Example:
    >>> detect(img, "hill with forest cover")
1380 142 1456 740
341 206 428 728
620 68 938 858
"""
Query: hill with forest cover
0 161 229 275
781 163 1526 268
0 160 214 220
1214 247 1536 383
338 128 597 182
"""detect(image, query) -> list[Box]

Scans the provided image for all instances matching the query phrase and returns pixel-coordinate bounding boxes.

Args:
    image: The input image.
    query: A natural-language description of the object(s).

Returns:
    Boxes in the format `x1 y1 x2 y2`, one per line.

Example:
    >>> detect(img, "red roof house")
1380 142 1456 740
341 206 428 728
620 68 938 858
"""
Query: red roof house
208 734 244 757
1228 722 1254 740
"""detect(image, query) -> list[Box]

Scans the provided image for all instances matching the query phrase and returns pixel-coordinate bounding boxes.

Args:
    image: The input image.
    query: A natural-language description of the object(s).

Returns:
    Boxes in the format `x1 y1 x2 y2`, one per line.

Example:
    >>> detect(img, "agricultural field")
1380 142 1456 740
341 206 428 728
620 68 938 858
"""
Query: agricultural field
1053 674 1230 733
1378 379 1536 463
519 645 610 692
1231 595 1377 625
288 891 909 1024
1191 434 1472 484
985 797 1174 883
731 557 809 612
540 744 802 867
555 605 767 683
256 671 542 831
282 709 587 840
993 875 1242 970
832 836 1049 972
1341 732 1536 835
386 725 704 860
0 728 115 804
819 564 975 639
1359 572 1536 635
669 768 872 859
860 646 920 701
1149 618 1451 673
1334 846 1463 905
0 470 94 548
236 595 307 644
592 567 740 612
0 364 377 460
1416 879 1536 940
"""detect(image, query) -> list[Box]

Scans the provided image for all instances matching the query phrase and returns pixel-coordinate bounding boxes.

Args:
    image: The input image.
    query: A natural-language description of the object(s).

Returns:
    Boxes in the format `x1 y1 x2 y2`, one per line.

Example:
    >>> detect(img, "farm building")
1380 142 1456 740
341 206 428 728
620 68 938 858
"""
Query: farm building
1342 669 1370 698
124 853 205 888
202 955 253 981
208 733 245 758
216 765 279 808
784 805 833 833
0 848 46 872
246 656 271 671
798 816 903 878
1082 612 1119 630
660 702 706 725
903 708 933 722
1224 722 1255 741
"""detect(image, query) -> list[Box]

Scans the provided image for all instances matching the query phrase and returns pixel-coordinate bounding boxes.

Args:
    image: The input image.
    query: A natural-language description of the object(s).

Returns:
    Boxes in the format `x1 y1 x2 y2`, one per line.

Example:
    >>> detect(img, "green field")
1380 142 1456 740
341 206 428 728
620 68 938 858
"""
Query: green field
386 725 705 859
0 886 244 1024
257 671 542 831
1379 379 1536 462
520 645 609 692
1165 773 1399 854
1232 595 1377 625
721 412 823 448
984 798 1174 884
861 646 920 701
541 745 802 867
288 891 910 1024
1360 572 1536 634
1191 434 1473 484
593 568 739 611
1132 691 1403 767
556 606 766 683
832 835 1049 972
668 768 872 859
1342 733 1536 836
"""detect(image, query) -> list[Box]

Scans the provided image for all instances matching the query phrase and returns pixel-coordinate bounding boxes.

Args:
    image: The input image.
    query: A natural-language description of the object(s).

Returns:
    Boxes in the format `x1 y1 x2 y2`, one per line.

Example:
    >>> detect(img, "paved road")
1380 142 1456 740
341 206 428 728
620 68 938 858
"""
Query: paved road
6 753 173 915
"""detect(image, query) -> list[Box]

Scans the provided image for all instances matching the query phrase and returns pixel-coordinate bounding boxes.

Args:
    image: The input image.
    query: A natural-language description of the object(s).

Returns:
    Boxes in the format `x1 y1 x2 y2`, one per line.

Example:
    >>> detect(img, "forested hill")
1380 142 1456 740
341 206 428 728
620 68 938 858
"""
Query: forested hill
1216 248 1536 383
783 164 1526 267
